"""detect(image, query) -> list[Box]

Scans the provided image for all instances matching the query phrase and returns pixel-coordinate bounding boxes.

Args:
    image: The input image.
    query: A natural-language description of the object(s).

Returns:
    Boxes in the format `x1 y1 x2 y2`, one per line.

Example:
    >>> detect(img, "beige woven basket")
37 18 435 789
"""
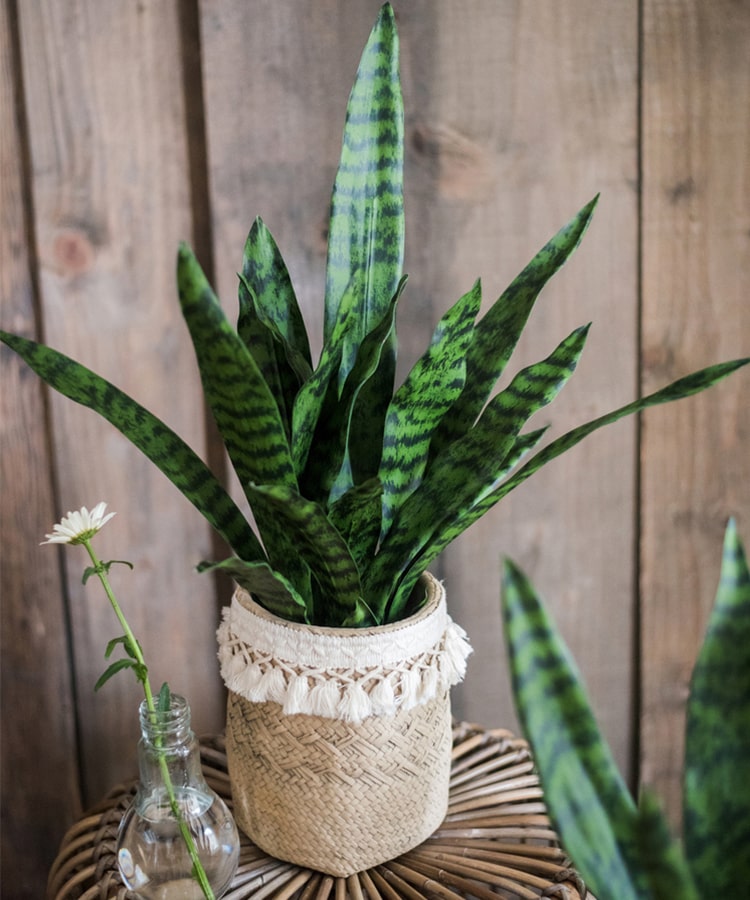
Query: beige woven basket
217 573 472 876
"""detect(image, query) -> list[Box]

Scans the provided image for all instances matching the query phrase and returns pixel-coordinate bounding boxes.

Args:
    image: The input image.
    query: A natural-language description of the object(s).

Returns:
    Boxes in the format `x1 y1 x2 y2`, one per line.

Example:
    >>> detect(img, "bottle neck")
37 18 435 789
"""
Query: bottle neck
136 694 205 793
139 693 192 747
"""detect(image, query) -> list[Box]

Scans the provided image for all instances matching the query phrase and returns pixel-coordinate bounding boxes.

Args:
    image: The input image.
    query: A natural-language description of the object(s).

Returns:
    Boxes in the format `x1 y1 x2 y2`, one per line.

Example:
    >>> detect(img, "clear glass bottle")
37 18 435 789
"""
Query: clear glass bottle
116 694 240 899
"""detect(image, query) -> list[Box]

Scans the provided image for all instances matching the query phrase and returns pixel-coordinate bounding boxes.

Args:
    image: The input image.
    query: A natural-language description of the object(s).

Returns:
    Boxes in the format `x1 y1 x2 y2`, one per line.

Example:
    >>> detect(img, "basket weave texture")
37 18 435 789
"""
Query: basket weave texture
47 724 591 900
221 573 470 875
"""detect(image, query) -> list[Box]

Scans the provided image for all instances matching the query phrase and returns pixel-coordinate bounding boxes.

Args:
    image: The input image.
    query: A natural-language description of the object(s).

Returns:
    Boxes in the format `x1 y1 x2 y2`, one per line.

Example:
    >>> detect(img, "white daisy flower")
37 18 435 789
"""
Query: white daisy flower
42 502 116 545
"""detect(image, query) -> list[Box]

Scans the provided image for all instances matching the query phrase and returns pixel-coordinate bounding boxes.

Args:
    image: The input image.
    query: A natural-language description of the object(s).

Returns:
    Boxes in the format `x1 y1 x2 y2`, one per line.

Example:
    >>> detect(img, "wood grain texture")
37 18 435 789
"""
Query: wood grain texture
14 0 224 805
411 1 640 780
640 0 750 828
0 4 83 895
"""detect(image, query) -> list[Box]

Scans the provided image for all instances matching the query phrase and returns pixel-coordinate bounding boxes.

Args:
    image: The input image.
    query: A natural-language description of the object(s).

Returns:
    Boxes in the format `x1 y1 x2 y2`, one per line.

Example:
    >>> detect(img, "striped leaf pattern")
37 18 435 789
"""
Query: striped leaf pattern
177 243 297 497
329 290 401 502
501 559 645 900
0 330 263 562
241 218 312 370
328 478 383 574
487 357 750 510
378 281 481 541
636 791 699 900
430 196 598 456
323 3 404 395
246 484 370 626
388 427 548 620
197 557 309 623
366 325 589 619
683 518 750 897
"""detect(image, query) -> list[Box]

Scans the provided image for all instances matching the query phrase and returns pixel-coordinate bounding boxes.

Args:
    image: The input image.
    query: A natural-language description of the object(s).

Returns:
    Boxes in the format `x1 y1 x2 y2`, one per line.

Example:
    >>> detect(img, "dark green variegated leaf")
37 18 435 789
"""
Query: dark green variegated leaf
177 244 296 499
501 559 644 900
389 427 547 619
0 331 263 562
343 276 407 490
489 358 750 509
367 325 589 620
324 2 404 394
431 196 598 456
291 272 361 476
326 288 402 502
247 484 370 627
328 478 383 573
197 556 309 623
241 217 312 369
237 219 313 437
237 277 298 439
636 790 699 900
378 281 481 541
684 518 750 897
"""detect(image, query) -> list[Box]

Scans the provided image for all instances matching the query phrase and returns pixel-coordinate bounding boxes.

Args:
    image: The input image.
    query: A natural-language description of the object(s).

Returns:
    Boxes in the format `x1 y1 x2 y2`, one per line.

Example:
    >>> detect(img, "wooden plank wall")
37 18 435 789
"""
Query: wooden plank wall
1 2 747 895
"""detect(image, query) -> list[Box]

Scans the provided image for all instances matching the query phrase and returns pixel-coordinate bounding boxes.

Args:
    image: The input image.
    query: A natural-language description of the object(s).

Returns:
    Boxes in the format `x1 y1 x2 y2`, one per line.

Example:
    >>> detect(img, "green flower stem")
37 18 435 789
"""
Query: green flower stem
82 540 215 900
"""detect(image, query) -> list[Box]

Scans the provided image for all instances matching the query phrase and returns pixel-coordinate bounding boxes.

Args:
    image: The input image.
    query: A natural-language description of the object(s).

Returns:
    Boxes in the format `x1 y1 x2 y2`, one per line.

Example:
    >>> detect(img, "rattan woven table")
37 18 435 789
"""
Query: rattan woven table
48 722 589 900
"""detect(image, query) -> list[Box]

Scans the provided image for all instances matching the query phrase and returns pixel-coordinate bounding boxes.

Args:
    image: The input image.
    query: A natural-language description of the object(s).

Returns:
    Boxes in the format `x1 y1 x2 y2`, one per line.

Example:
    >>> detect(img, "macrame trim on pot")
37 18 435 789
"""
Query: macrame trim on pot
216 574 472 723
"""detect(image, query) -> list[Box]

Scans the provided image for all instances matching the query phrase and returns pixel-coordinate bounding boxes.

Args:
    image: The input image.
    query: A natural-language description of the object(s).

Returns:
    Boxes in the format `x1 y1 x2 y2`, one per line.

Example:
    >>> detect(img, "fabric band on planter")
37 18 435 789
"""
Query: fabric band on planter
217 576 472 723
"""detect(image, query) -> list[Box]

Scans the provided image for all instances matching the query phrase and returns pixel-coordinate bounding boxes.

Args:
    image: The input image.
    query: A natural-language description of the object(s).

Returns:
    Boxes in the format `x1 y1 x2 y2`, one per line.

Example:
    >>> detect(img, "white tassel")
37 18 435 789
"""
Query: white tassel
309 679 341 718
369 675 396 716
440 622 472 683
338 682 371 723
418 664 439 703
229 661 263 696
283 674 310 716
398 667 422 710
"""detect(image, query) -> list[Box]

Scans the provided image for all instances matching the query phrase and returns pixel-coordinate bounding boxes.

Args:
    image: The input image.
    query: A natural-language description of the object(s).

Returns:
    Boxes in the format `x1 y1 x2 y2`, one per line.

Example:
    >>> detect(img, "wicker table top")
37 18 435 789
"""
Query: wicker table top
47 722 589 900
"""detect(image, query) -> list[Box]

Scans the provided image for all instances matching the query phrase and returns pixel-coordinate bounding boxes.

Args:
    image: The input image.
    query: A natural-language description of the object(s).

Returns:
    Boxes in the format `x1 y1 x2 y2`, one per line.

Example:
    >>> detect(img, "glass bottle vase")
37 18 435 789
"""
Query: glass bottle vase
116 693 240 899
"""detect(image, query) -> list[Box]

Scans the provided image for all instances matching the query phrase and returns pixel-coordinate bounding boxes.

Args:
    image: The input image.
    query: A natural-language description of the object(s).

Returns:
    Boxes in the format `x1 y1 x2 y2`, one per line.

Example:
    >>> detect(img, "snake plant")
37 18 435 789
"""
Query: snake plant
502 519 750 900
2 4 748 626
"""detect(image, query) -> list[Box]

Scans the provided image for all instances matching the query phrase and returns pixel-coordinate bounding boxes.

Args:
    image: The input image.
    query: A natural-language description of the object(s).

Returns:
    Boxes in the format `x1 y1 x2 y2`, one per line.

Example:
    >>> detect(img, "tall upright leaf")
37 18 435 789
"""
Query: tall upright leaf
683 518 750 896
366 326 589 619
247 484 369 627
0 331 263 562
177 243 297 497
430 196 598 456
378 281 481 541
324 2 404 397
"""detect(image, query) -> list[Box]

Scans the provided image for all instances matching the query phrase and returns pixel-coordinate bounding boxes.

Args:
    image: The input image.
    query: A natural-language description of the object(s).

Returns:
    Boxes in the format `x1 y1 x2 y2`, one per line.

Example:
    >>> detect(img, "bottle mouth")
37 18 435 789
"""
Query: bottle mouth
138 693 191 739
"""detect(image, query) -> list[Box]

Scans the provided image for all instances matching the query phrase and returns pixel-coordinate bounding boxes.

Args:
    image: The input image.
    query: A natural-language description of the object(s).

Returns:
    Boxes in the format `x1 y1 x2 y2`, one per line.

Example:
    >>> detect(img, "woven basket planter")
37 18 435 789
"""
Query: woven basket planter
216 572 472 876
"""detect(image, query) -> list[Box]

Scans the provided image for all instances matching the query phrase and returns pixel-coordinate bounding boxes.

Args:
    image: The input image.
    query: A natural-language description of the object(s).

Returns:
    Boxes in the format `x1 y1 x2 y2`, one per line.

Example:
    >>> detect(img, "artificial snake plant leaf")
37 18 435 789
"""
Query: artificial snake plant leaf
241 217 313 370
0 331 263 562
291 271 360 477
324 2 404 393
307 288 400 503
197 557 309 623
325 285 402 502
636 790 699 900
237 277 297 440
430 196 598 456
488 357 750 509
237 219 313 437
501 559 645 900
366 325 589 620
246 484 370 627
343 276 407 490
683 518 750 897
328 478 383 573
389 427 548 620
177 243 297 498
378 280 482 541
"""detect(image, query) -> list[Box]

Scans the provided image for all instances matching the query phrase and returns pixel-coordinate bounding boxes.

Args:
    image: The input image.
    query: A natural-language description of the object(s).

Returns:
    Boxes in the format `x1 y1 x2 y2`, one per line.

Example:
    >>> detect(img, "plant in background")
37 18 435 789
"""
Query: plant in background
4 4 749 628
502 519 750 900
42 503 221 900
